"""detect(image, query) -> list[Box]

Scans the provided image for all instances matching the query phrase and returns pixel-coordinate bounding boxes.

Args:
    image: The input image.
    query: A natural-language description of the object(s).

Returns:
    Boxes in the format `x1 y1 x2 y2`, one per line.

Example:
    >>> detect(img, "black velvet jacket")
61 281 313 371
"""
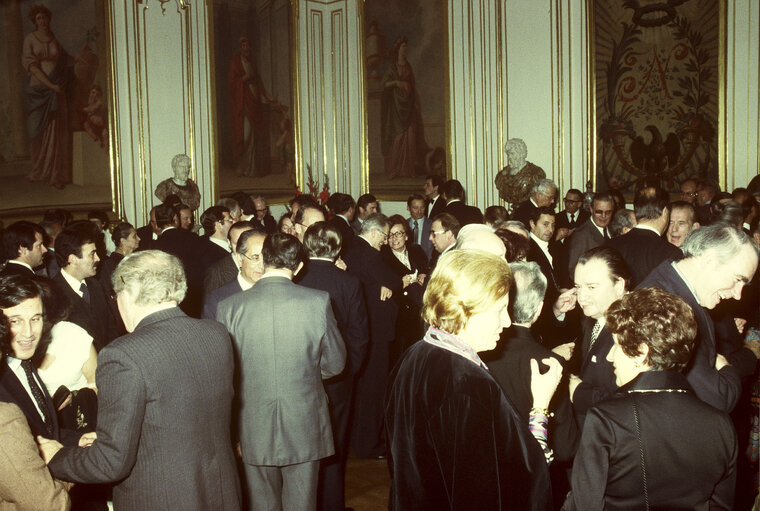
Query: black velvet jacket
385 341 551 510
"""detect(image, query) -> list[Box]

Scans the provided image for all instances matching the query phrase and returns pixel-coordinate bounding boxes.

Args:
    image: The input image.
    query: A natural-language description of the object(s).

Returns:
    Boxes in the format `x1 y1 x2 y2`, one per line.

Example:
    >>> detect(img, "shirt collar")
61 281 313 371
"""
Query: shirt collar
6 356 21 371
530 197 538 208
590 218 607 236
634 224 660 235
237 272 254 291
529 232 549 250
7 260 34 272
209 236 231 252
671 261 701 305
61 268 84 295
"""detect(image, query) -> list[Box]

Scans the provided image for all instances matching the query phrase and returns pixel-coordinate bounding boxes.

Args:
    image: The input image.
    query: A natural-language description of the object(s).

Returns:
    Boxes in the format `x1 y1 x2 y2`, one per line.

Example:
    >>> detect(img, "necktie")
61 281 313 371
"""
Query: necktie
590 320 602 351
413 220 420 245
570 213 575 224
80 282 90 304
21 360 52 435
603 227 610 241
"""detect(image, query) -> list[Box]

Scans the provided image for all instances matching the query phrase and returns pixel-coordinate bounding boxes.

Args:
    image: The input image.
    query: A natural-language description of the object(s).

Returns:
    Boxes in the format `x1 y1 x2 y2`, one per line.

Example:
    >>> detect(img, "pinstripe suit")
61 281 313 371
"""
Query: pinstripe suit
48 307 241 510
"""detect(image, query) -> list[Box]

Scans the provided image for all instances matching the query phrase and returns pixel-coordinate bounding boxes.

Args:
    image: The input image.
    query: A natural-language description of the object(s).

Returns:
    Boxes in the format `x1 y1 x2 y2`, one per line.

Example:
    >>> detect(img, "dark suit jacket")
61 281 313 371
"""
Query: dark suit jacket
407 216 433 260
252 214 277 235
343 237 402 345
198 236 230 270
217 276 346 466
511 199 538 229
572 318 617 423
484 325 579 461
445 200 483 227
202 278 243 320
555 209 590 231
48 308 242 510
298 260 369 378
153 228 205 317
0 360 78 446
204 254 238 293
604 226 682 287
562 218 606 287
328 216 355 252
52 272 119 351
428 195 446 220
135 225 156 251
638 261 742 412
97 251 124 295
566 371 736 510
527 239 566 344
44 249 60 279
0 261 36 278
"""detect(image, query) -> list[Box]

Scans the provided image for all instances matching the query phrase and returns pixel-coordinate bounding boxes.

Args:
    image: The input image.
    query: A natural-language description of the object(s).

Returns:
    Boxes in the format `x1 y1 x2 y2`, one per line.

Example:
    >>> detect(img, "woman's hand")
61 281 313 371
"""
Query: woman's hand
530 357 563 410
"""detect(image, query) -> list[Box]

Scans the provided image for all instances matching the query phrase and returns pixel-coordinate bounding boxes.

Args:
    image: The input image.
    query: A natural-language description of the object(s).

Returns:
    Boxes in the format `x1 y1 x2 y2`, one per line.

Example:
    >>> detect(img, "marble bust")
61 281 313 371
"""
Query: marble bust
494 138 546 205
154 153 201 211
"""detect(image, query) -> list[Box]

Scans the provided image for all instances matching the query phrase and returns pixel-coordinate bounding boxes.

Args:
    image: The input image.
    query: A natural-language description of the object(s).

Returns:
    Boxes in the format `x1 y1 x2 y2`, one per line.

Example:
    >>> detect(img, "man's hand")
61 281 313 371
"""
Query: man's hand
551 342 575 361
416 274 426 285
380 286 393 301
553 288 577 317
555 227 572 241
78 432 97 447
37 436 63 464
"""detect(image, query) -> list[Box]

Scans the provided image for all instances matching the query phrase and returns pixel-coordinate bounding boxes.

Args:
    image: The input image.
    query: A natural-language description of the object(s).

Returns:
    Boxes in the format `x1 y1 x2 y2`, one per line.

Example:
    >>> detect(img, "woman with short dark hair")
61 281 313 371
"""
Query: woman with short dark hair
98 222 140 295
564 287 737 510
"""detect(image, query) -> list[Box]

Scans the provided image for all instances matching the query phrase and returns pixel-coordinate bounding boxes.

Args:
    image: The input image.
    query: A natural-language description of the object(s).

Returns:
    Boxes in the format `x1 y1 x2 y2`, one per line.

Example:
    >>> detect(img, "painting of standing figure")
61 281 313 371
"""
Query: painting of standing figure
0 0 113 215
364 1 447 198
211 0 296 200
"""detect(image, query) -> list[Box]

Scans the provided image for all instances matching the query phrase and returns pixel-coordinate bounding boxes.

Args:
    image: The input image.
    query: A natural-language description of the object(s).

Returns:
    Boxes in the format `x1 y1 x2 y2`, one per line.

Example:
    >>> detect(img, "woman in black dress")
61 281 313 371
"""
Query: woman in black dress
98 222 140 295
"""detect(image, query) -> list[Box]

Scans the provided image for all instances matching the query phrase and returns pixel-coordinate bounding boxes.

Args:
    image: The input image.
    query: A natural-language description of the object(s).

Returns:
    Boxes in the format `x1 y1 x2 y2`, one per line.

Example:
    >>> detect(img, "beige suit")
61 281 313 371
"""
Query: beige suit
0 402 70 511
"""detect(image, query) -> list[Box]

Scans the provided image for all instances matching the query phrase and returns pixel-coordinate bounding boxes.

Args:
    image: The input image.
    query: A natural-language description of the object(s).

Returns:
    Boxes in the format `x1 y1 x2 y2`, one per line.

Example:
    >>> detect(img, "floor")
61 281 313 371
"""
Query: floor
344 456 390 511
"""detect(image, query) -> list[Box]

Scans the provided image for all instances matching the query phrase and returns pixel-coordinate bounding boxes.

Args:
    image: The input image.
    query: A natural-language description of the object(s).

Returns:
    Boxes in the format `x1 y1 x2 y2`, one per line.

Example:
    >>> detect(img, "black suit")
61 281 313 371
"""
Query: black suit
526 238 568 346
153 228 205 317
52 272 119 351
328 216 355 252
555 209 589 231
198 237 230 270
511 199 538 229
201 278 243 320
252 214 277 235
343 237 402 457
639 261 742 412
572 317 617 426
0 361 78 446
0 261 35 278
299 259 369 511
428 195 446 220
44 249 60 279
135 225 156 251
605 226 682 286
203 254 238 293
445 200 483 227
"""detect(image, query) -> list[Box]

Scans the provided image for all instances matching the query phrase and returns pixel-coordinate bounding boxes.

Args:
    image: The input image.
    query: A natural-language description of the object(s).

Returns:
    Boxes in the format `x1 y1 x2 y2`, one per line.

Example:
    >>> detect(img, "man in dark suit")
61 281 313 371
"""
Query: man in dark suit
40 250 241 510
696 178 719 225
326 192 356 250
202 229 266 320
666 201 700 249
52 222 119 351
198 205 233 269
406 193 433 260
343 214 402 458
0 275 81 447
428 212 460 272
39 219 62 278
568 247 629 426
152 204 205 317
555 188 589 241
423 174 446 220
350 194 379 235
442 179 483 226
203 220 256 293
511 178 558 229
606 186 682 286
638 224 759 413
562 192 615 287
1 221 47 278
251 195 278 234
299 222 369 511
217 234 345 511
136 205 161 251
483 261 579 505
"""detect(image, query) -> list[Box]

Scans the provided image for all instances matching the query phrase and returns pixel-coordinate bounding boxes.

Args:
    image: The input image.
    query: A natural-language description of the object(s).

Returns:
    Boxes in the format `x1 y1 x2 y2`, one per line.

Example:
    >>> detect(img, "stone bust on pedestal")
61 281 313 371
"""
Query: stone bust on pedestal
154 154 201 211
494 138 545 205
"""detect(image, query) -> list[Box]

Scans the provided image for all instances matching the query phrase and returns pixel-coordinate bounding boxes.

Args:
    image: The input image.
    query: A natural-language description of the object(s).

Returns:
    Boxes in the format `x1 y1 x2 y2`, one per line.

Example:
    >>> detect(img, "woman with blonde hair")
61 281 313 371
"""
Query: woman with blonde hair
385 249 562 510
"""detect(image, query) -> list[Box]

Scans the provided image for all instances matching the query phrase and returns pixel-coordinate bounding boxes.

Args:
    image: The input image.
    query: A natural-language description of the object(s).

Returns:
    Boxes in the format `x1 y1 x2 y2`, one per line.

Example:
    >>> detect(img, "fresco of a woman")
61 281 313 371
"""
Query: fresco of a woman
22 4 71 189
381 37 430 180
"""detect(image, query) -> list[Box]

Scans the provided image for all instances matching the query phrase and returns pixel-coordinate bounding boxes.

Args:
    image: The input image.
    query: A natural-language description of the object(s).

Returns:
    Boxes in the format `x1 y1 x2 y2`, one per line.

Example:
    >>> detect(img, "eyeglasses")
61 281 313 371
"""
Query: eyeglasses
241 253 261 262
375 229 389 240
430 230 449 237
564 198 583 204
255 208 268 213
389 231 406 239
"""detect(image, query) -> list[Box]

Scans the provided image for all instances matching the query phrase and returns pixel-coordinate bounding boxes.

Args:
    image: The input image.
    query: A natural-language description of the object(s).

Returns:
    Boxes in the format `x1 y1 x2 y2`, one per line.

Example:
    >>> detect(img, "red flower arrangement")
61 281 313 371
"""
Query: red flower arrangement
293 164 330 205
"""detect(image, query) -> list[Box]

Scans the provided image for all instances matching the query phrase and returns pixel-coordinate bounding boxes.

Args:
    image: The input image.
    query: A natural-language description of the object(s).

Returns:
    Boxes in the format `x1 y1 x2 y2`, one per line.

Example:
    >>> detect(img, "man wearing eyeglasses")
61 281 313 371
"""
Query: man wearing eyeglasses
252 194 277 234
555 188 589 241
562 192 615 287
198 206 234 271
202 229 266 320
343 214 402 458
428 212 460 271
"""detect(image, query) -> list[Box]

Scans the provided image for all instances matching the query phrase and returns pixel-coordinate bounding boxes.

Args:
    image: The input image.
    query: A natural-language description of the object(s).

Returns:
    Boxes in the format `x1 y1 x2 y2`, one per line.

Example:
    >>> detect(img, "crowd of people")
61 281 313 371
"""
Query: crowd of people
0 172 759 510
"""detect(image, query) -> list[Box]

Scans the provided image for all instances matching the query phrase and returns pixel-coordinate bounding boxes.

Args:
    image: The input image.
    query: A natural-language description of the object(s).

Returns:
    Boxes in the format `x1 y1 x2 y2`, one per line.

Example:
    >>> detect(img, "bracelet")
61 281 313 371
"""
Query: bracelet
529 407 554 418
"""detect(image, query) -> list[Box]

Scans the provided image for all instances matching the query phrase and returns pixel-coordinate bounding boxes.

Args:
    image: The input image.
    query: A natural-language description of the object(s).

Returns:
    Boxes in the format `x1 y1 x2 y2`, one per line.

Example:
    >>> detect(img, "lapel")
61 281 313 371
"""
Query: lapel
0 363 58 440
